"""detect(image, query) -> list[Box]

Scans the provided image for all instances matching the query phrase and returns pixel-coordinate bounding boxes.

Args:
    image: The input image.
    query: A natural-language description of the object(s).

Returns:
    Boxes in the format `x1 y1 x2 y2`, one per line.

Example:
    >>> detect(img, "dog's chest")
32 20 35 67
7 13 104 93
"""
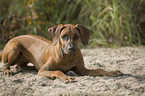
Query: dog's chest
55 58 76 72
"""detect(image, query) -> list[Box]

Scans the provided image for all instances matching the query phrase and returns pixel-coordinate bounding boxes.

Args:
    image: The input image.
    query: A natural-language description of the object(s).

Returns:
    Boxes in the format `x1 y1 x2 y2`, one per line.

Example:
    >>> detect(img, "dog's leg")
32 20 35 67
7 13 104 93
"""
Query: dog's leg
38 70 75 83
73 66 123 77
16 61 29 72
2 43 20 76
85 68 123 77
38 62 75 83
72 59 123 77
16 54 29 71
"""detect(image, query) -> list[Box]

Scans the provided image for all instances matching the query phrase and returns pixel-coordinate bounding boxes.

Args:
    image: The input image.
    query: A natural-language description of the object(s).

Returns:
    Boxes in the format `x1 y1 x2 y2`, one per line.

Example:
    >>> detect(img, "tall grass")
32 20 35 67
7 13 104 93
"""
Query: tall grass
78 0 141 46
0 0 145 47
0 0 26 43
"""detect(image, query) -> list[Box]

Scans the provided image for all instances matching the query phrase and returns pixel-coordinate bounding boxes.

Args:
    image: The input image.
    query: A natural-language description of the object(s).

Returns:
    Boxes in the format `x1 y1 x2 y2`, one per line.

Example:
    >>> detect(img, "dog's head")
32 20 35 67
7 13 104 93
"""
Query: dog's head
48 24 90 54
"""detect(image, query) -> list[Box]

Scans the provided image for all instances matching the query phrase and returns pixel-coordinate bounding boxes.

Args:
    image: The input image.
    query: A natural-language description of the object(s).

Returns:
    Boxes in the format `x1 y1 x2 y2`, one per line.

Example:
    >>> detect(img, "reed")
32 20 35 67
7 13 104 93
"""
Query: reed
78 0 141 46
0 0 145 47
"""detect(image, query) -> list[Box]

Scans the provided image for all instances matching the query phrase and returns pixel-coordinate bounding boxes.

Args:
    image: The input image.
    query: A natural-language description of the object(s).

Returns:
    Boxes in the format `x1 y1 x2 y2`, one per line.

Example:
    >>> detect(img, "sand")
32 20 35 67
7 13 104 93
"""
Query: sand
0 47 145 96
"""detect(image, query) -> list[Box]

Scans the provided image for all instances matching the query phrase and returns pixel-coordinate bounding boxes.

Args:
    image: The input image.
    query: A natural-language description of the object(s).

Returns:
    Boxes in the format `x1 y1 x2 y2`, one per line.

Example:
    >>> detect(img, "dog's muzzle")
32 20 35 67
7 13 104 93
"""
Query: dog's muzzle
68 45 76 53
63 43 76 54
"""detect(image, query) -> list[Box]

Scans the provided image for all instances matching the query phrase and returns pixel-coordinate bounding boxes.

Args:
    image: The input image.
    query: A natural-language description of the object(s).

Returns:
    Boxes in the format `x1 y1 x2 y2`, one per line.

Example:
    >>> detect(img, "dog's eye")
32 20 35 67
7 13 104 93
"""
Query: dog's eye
61 35 67 40
74 34 79 40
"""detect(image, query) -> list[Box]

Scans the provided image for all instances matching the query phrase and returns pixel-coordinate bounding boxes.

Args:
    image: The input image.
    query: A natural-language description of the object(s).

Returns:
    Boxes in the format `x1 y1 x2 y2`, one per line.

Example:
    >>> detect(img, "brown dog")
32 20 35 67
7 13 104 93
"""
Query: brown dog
1 24 123 83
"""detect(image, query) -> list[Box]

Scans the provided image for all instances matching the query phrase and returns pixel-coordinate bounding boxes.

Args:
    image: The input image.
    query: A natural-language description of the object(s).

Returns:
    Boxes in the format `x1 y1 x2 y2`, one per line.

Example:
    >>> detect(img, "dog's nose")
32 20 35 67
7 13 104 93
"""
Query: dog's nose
68 45 75 52
68 46 75 51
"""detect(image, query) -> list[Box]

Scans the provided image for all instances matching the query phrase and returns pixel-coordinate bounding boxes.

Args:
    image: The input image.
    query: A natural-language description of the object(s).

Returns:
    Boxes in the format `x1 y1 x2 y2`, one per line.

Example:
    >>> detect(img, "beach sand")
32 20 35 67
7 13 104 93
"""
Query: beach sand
0 47 145 96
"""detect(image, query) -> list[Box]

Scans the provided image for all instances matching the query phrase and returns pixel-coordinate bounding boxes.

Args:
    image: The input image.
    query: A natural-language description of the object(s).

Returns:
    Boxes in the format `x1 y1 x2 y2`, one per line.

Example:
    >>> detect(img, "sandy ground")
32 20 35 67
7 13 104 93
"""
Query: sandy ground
0 47 145 96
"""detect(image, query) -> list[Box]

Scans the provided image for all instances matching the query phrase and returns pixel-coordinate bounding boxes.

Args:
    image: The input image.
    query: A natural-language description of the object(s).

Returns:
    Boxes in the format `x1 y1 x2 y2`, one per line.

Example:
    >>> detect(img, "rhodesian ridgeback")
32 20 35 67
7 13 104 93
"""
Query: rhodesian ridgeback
1 24 123 83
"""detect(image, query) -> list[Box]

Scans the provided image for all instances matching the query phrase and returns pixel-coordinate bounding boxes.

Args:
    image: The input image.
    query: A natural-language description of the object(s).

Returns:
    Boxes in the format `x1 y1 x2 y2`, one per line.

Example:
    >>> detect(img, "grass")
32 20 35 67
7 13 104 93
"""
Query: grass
79 0 141 46
0 44 5 50
0 0 145 48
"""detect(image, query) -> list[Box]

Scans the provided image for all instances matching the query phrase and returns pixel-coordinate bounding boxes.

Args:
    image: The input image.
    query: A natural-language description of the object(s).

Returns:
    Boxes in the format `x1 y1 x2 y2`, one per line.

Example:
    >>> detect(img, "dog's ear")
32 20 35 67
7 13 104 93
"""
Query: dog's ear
75 24 90 46
48 24 64 40
48 24 64 46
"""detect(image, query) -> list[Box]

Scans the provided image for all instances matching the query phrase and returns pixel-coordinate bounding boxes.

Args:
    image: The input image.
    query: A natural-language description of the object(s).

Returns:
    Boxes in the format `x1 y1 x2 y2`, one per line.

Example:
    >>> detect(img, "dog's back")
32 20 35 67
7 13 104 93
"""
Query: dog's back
28 35 51 43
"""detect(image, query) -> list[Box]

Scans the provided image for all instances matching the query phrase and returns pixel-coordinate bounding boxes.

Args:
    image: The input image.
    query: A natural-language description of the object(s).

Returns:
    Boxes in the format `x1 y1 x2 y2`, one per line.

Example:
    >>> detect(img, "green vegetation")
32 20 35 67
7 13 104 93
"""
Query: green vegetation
0 0 145 48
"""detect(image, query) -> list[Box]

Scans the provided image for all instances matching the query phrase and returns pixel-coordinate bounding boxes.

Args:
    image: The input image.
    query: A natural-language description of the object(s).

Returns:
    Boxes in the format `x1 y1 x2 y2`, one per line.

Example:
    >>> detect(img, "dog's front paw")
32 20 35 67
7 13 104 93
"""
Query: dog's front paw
107 70 123 77
60 76 75 83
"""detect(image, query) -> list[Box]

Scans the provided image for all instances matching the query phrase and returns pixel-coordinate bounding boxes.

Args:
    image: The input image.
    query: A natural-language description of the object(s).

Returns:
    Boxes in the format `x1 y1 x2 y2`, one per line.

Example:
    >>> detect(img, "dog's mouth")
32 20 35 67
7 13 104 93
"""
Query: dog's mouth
62 48 77 54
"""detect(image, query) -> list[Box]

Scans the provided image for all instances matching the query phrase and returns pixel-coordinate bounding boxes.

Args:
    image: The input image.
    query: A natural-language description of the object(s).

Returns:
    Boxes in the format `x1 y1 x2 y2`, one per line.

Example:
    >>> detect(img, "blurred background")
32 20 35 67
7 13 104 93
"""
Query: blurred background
0 0 145 49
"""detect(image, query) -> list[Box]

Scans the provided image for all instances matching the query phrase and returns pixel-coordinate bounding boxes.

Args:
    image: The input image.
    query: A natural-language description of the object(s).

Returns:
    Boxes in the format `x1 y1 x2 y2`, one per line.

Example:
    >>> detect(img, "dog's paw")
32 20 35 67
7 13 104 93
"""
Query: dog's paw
61 76 75 83
107 70 123 77
3 69 12 76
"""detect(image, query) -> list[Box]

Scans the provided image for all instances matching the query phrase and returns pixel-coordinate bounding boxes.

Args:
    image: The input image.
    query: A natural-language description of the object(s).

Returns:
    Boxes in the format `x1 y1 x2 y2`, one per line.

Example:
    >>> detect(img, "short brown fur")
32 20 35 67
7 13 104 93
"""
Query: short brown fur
1 24 123 83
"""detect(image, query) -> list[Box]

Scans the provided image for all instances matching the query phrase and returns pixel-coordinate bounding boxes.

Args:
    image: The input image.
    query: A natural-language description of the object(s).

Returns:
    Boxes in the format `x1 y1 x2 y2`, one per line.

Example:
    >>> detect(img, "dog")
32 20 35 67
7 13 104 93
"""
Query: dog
1 24 123 83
